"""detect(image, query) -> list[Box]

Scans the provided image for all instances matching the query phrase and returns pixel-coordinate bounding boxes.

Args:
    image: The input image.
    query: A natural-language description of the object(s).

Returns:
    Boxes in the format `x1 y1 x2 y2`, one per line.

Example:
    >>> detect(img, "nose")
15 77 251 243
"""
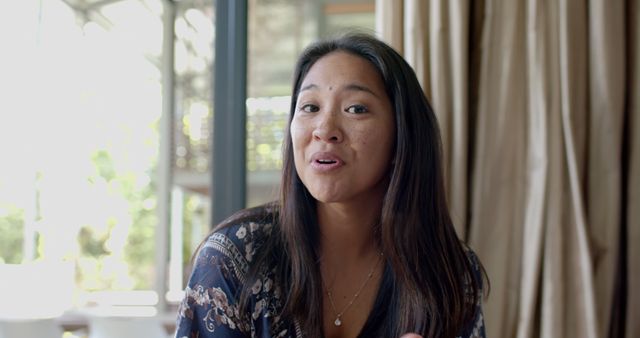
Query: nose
312 111 343 143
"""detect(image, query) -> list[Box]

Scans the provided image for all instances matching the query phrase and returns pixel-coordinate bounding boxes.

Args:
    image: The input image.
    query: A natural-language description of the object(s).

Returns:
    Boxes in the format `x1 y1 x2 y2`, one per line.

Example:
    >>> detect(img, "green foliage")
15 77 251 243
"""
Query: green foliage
182 197 195 269
91 150 117 182
77 225 110 257
78 149 157 290
0 204 24 264
247 106 287 172
181 195 202 269
123 178 157 290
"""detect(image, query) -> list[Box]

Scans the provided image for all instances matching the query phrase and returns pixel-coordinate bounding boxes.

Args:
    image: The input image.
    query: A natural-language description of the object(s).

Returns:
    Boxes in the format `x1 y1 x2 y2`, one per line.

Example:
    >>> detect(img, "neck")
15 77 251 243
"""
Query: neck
316 194 387 337
317 194 383 261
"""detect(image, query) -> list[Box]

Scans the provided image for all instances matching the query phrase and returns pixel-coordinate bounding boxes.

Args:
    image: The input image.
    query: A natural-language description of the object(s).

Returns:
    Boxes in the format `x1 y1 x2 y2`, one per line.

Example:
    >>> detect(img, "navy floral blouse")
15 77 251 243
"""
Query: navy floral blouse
175 219 487 338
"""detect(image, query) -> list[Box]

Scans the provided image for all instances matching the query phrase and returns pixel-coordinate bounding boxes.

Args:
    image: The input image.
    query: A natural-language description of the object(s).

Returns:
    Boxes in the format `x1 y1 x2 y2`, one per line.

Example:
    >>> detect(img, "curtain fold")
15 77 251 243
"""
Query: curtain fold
467 1 527 336
517 0 549 337
375 0 637 337
626 1 640 337
586 1 626 337
555 1 598 337
428 0 470 239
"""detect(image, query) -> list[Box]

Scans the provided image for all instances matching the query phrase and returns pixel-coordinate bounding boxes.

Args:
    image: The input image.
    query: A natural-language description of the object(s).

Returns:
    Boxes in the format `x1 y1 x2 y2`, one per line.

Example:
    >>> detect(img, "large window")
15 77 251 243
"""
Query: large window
168 0 215 303
0 0 166 315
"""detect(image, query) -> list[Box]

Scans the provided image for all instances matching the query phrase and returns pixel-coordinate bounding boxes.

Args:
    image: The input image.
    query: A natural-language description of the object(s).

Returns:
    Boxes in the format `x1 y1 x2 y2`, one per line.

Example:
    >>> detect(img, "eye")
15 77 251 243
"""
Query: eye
345 104 368 114
299 103 319 113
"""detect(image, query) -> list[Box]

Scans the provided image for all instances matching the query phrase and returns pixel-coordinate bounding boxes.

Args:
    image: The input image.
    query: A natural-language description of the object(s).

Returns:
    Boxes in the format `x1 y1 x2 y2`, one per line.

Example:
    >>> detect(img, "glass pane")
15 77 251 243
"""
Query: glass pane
170 0 215 299
174 1 214 175
0 0 163 313
246 0 376 207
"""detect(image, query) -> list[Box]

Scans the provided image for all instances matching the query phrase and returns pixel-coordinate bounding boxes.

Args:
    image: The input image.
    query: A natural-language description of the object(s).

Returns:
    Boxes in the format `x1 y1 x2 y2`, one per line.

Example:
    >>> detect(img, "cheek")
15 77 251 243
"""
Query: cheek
289 117 307 139
355 126 395 163
354 122 392 146
290 126 303 152
289 121 307 163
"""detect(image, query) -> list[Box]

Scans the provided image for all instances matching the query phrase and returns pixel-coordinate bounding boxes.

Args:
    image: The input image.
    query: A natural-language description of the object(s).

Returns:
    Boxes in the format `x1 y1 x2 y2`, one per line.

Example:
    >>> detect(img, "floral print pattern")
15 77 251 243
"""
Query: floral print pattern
175 220 487 338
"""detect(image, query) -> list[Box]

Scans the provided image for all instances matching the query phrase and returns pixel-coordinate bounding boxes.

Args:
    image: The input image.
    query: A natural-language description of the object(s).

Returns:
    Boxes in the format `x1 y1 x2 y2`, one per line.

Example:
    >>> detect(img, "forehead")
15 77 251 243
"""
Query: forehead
300 51 385 90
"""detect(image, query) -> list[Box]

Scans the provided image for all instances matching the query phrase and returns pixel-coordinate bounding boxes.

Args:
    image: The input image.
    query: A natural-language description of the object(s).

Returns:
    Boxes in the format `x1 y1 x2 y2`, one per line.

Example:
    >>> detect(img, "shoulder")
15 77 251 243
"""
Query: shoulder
461 245 484 286
195 204 279 281
175 205 281 337
211 203 278 259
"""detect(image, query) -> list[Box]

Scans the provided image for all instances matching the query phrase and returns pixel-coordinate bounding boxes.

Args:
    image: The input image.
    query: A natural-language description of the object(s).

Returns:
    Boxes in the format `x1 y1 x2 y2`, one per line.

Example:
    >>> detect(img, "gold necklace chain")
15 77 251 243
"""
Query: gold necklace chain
324 252 383 327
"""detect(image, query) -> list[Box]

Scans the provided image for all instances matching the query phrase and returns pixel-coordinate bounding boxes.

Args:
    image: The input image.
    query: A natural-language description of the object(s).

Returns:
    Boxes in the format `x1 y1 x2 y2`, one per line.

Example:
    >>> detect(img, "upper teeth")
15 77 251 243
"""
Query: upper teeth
318 159 334 163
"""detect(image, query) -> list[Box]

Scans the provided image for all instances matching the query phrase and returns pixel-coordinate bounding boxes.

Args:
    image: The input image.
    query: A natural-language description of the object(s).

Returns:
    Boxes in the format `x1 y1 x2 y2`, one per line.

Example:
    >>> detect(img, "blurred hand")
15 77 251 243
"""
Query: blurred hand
399 334 423 338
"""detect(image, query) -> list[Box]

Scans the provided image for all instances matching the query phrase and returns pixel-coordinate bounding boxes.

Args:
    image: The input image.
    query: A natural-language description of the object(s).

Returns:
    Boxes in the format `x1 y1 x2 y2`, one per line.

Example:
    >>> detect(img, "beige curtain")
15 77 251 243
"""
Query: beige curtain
626 2 640 337
375 0 639 337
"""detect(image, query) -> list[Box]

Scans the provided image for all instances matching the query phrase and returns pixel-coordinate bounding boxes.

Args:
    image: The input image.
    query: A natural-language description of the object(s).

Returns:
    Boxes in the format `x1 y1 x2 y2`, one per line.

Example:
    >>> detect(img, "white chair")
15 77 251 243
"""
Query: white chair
88 315 168 338
0 262 72 338
0 261 74 319
0 318 63 338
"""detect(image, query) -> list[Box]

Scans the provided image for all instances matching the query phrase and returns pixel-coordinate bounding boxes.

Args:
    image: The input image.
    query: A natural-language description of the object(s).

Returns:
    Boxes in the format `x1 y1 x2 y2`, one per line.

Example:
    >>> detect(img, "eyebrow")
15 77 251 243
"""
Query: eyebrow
299 83 380 98
299 84 318 92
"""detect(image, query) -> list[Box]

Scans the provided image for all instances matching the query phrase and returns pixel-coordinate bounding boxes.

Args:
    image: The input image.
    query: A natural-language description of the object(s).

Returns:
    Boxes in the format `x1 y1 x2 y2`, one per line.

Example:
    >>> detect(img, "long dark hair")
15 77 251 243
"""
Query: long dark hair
212 33 485 338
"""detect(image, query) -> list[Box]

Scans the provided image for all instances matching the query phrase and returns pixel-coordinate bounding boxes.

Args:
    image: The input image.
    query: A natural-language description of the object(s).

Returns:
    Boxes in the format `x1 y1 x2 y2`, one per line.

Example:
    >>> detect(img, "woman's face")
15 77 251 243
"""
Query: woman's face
291 51 395 205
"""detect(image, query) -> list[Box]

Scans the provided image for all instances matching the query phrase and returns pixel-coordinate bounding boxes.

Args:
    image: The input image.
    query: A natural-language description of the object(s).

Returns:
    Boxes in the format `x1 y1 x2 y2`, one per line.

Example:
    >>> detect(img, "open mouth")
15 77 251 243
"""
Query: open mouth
316 159 337 164
310 152 343 171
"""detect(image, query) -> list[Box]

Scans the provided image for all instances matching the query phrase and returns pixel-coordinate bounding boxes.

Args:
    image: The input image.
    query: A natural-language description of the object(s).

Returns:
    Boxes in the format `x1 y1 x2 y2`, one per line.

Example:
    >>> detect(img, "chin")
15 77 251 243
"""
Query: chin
309 194 339 204
307 189 346 204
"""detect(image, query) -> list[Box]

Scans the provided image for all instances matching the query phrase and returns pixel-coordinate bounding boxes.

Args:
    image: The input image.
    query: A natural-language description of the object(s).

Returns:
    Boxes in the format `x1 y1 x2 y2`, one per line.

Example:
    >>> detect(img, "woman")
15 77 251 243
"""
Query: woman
175 33 487 338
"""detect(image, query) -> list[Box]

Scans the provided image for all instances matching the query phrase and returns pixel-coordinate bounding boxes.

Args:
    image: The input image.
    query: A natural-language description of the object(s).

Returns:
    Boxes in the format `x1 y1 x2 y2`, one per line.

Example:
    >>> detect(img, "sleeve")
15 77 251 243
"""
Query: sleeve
174 233 251 338
457 250 487 338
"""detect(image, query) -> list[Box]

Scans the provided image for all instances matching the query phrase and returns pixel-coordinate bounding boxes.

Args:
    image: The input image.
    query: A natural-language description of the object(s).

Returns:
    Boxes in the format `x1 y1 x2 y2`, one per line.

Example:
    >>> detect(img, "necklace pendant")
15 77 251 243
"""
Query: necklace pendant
334 318 342 326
